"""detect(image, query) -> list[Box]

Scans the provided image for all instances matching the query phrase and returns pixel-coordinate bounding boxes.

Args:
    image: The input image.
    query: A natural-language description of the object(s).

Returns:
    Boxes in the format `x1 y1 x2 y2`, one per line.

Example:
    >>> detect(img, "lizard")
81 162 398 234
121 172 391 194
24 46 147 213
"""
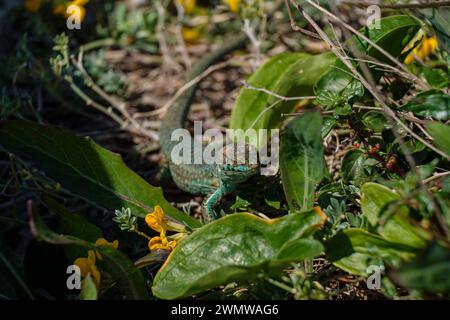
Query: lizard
159 33 260 223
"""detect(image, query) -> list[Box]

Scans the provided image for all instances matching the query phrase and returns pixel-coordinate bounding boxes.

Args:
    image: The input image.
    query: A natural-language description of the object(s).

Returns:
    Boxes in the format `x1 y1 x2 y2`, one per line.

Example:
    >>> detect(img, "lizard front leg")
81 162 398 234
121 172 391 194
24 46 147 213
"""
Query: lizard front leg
202 188 224 223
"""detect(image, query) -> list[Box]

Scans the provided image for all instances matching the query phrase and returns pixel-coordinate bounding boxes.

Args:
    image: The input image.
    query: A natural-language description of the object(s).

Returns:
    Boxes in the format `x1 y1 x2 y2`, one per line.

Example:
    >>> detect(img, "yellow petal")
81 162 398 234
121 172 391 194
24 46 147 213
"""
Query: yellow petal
74 257 92 277
182 27 201 44
73 0 90 6
148 236 163 251
53 4 66 15
224 0 241 13
428 37 438 52
87 250 96 264
175 0 196 14
145 214 162 233
145 206 167 233
95 238 108 247
404 54 414 65
95 237 119 249
313 206 327 225
148 234 176 251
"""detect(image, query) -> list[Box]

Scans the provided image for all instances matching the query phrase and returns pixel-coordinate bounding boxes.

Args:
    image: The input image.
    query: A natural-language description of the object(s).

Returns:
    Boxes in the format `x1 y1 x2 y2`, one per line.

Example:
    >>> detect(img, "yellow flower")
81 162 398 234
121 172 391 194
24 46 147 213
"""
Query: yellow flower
95 237 119 249
53 0 89 21
74 250 101 288
24 0 43 12
146 206 187 235
182 27 201 44
148 235 177 252
94 237 119 260
175 0 196 14
404 35 439 65
313 206 328 225
145 206 187 252
224 0 241 13
145 205 168 234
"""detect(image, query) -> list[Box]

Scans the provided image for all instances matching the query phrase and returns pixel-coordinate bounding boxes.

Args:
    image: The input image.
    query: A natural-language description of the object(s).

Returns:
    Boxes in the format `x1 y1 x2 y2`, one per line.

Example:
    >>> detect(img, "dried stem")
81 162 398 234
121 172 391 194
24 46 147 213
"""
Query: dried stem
341 0 450 9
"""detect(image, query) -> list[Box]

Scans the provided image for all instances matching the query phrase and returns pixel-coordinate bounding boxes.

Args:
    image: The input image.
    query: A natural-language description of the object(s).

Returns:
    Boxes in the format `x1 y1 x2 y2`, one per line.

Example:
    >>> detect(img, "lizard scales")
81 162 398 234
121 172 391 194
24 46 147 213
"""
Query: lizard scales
160 34 259 222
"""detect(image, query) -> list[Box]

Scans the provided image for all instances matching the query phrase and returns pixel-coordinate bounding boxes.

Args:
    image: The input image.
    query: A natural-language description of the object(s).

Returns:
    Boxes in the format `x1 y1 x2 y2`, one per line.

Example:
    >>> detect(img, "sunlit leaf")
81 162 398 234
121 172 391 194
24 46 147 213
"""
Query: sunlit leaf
152 210 325 299
280 111 325 211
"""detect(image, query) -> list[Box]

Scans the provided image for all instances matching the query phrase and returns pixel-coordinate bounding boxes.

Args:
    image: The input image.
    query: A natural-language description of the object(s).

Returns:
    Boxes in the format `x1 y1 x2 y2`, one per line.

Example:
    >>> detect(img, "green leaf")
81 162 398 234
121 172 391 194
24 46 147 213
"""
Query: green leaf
417 8 450 53
420 68 449 89
0 121 200 229
230 53 309 130
361 183 400 226
403 92 450 121
230 52 335 130
42 196 102 262
29 207 149 300
152 210 325 299
341 150 367 185
362 111 388 132
325 229 417 276
315 15 420 108
357 15 420 62
322 116 338 138
80 274 98 300
361 183 430 248
397 242 450 293
280 111 325 211
425 122 450 157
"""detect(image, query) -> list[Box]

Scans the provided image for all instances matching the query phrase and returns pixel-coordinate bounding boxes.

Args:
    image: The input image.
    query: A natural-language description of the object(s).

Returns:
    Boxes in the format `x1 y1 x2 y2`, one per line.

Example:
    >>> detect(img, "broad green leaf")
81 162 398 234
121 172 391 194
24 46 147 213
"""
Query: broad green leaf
80 274 98 300
230 53 309 130
425 122 450 157
280 111 325 211
357 15 420 62
322 116 338 138
230 52 335 131
341 150 367 185
361 183 430 248
362 111 388 132
420 68 449 89
361 183 400 226
152 210 325 299
325 229 417 276
29 207 149 300
397 242 450 293
0 121 200 229
403 92 450 121
315 15 420 107
263 53 336 129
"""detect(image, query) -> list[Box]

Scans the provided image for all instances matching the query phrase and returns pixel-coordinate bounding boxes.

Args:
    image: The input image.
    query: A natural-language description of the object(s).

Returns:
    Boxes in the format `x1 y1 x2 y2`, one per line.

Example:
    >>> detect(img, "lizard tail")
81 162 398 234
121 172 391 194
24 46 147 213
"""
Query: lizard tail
160 33 248 158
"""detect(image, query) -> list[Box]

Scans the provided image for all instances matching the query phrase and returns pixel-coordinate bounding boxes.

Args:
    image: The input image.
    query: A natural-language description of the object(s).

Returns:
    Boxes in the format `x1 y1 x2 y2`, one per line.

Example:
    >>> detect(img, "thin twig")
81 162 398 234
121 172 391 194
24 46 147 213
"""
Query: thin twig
302 0 430 91
423 171 450 184
294 0 450 238
149 60 234 117
284 0 322 40
297 3 449 161
241 81 316 101
341 0 450 9
243 18 263 70
155 0 182 72
174 2 192 67
72 52 159 140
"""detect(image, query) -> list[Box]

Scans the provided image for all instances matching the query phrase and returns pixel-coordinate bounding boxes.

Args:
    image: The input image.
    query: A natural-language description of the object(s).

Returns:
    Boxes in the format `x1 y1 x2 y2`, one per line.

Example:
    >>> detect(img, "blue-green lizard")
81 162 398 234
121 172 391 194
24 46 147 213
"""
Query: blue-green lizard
160 34 259 222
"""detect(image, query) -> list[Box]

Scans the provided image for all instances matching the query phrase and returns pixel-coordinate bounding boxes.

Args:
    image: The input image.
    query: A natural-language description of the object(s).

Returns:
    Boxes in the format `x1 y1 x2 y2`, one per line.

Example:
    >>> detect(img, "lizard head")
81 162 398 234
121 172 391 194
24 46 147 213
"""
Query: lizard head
216 142 260 183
